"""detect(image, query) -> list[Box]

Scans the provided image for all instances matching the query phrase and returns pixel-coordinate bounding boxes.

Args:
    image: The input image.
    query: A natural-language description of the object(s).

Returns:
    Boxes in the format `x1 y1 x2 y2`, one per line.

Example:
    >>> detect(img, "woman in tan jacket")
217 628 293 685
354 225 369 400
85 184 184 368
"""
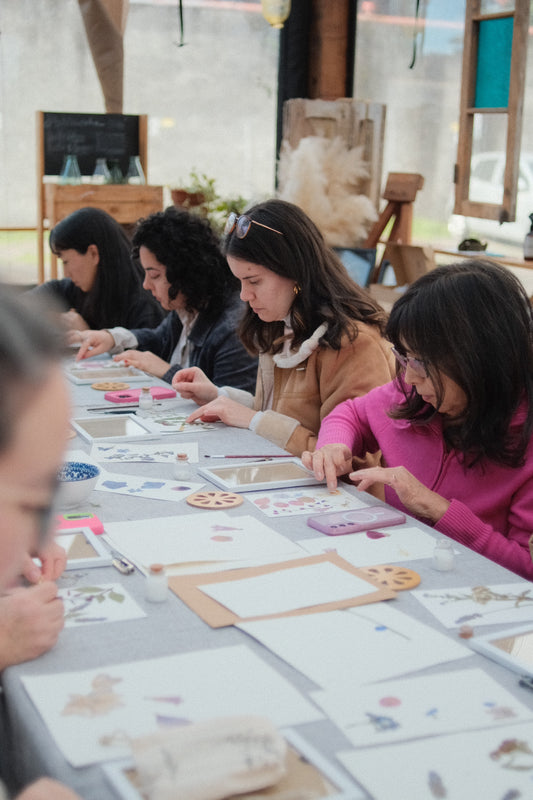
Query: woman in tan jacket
173 199 395 456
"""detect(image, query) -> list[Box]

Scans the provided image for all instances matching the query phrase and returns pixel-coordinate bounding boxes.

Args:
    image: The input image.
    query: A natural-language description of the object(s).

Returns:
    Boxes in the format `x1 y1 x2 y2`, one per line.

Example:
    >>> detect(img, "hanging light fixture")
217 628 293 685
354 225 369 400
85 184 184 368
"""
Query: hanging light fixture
261 0 291 29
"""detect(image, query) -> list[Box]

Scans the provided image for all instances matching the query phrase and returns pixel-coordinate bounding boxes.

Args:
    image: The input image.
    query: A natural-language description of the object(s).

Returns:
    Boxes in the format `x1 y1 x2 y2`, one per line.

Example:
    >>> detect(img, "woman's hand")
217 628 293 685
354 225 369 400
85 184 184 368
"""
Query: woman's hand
186 396 255 428
22 540 67 584
114 350 169 378
16 778 82 800
172 367 219 405
61 308 89 332
0 584 65 670
301 444 353 491
350 465 451 523
74 329 114 360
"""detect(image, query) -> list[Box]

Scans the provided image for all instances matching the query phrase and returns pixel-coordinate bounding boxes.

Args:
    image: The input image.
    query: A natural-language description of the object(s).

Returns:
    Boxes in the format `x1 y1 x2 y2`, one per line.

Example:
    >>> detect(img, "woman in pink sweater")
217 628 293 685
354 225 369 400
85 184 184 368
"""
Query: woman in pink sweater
303 260 533 580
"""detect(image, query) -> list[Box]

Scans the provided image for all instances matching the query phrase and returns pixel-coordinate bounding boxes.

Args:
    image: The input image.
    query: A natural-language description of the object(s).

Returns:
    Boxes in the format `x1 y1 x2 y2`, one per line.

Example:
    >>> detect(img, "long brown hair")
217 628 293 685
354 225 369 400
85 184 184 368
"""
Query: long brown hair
223 199 387 355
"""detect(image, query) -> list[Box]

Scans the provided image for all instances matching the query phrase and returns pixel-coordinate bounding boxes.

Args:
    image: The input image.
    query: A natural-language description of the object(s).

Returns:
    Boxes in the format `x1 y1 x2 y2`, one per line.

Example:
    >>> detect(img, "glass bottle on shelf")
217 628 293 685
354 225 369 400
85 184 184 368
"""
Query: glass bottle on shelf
108 159 124 184
126 155 146 185
59 154 81 185
92 157 111 185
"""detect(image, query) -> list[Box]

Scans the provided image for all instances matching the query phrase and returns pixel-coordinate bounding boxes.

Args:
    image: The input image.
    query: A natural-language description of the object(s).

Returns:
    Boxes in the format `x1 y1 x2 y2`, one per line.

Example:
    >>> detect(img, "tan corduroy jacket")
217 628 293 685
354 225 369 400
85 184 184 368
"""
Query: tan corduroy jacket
225 322 395 457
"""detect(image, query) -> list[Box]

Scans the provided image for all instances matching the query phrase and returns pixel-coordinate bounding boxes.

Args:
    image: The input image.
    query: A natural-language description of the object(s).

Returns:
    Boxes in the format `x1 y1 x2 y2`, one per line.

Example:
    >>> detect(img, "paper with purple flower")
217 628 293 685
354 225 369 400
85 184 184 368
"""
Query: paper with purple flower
95 471 204 502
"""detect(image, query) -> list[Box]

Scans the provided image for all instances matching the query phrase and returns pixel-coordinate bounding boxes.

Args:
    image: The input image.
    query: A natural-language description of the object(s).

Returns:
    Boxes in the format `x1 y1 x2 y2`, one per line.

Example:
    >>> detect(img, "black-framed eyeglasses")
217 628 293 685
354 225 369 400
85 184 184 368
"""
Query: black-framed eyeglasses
391 346 428 378
224 212 283 239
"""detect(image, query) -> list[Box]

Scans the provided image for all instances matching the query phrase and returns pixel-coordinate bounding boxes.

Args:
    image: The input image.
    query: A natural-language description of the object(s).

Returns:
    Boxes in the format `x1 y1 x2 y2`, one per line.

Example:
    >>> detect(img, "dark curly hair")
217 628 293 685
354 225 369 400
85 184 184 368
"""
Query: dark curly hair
223 199 387 355
386 259 533 468
49 207 154 328
132 207 239 317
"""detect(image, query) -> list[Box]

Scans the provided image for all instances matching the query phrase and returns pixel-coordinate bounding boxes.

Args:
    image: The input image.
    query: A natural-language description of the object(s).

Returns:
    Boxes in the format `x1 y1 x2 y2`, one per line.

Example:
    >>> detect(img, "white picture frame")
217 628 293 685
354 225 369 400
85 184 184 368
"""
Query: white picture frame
197 458 324 493
64 362 148 385
102 727 360 800
56 526 112 570
71 415 157 443
469 623 533 678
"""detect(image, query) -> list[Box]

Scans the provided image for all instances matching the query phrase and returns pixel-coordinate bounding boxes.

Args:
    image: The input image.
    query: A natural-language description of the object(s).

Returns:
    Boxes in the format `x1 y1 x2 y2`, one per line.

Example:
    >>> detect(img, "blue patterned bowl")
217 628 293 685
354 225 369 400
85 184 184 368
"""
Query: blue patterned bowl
56 461 100 508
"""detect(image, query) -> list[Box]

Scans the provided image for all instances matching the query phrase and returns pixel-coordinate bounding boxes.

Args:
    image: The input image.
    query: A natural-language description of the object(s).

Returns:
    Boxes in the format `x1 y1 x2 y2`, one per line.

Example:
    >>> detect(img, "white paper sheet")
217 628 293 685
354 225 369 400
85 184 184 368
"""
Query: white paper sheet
338 721 533 800
104 512 303 570
412 582 533 628
199 561 378 617
91 442 199 464
96 472 205 502
22 645 321 767
297 525 438 566
246 485 368 517
312 668 533 748
238 604 471 688
60 583 146 627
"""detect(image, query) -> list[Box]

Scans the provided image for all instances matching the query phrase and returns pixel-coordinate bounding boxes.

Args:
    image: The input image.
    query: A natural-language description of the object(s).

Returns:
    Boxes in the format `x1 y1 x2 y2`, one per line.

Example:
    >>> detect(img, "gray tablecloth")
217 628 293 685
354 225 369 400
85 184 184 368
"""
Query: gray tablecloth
2 367 531 799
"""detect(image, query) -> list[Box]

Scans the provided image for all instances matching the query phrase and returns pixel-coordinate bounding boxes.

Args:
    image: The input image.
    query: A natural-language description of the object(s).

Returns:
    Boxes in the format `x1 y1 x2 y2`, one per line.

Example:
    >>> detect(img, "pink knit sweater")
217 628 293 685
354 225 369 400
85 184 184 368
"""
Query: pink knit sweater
316 381 533 580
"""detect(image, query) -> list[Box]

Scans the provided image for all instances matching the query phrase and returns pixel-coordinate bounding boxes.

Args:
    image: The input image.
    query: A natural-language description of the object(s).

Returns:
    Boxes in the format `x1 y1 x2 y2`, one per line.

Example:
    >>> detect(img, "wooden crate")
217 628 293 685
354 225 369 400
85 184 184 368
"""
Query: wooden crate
281 98 386 209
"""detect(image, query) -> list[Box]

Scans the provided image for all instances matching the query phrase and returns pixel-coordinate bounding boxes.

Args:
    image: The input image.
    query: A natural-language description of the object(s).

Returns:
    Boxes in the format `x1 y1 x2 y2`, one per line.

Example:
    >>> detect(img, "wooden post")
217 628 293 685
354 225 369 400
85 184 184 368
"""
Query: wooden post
308 0 353 100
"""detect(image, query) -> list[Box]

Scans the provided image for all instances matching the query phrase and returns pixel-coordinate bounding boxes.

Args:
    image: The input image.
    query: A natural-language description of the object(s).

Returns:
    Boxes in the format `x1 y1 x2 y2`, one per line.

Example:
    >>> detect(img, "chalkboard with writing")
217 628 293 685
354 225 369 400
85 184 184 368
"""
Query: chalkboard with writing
43 112 140 176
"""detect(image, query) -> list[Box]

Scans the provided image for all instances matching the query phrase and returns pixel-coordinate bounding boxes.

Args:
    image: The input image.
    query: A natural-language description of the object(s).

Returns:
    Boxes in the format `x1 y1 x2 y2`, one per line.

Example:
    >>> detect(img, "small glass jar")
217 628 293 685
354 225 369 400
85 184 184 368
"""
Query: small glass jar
108 158 124 184
126 155 146 185
144 563 168 603
432 539 455 571
173 452 192 481
138 387 153 413
59 154 81 185
92 157 111 184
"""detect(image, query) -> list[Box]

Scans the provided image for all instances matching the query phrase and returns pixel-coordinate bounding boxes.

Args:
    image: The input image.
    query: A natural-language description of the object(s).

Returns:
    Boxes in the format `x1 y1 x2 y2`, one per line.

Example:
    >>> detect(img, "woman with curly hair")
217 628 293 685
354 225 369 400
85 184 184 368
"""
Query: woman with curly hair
75 207 258 389
32 207 164 331
174 199 395 456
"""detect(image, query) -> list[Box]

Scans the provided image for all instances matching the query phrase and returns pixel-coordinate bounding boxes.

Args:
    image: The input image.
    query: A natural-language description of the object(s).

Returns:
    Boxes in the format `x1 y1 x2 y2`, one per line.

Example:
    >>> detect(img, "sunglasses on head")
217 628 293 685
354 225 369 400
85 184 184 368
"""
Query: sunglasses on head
224 212 283 239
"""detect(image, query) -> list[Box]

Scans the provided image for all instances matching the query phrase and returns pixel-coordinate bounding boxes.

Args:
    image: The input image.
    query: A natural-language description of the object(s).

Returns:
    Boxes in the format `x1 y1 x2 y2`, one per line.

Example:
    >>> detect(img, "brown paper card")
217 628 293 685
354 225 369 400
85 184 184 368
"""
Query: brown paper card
168 552 396 628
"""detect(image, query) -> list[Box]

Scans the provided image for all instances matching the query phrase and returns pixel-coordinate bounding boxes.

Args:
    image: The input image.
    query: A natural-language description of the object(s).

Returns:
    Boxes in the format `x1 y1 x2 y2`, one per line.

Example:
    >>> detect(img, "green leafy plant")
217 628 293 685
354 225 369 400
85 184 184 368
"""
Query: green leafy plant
170 170 247 234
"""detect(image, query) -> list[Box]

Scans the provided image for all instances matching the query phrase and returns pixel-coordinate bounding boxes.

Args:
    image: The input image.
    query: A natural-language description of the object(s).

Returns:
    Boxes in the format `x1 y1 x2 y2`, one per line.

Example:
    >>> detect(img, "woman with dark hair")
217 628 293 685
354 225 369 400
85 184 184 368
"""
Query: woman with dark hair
303 259 533 579
75 207 257 389
0 288 82 800
174 199 395 455
32 207 163 331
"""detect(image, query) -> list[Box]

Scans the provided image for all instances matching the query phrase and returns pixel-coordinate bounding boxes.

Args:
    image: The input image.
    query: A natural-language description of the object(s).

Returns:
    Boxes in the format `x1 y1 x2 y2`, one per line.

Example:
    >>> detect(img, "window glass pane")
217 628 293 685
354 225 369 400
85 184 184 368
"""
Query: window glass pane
480 0 515 13
475 17 513 108
469 113 508 205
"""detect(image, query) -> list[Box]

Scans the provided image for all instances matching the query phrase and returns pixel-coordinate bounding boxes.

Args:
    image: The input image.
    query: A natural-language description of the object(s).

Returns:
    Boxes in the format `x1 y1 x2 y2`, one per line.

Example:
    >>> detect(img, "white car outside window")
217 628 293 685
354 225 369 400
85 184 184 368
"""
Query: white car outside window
448 152 533 245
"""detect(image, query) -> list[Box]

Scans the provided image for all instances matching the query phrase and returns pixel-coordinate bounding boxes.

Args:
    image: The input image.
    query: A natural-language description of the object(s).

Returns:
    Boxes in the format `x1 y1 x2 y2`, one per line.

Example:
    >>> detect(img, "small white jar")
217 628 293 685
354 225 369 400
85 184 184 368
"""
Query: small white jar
144 563 168 602
432 539 455 571
138 386 153 412
173 452 193 481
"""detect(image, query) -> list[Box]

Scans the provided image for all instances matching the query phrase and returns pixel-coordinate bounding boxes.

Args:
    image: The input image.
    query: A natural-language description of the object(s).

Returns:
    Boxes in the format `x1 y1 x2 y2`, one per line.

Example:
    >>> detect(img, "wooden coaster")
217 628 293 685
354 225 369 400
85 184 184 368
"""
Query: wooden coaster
91 381 130 391
186 490 243 509
360 564 421 591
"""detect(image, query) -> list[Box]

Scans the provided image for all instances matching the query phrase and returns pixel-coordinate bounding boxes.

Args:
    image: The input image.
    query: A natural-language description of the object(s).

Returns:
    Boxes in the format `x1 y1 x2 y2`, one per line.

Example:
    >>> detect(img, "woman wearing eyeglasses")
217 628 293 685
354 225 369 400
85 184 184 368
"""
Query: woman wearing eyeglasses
74 207 258 390
302 260 533 580
0 290 82 800
174 199 395 456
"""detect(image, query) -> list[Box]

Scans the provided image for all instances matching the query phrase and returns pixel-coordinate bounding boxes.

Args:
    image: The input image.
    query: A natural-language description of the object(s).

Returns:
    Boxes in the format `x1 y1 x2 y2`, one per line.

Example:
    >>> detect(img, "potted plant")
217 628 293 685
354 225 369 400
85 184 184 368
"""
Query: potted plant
170 170 247 234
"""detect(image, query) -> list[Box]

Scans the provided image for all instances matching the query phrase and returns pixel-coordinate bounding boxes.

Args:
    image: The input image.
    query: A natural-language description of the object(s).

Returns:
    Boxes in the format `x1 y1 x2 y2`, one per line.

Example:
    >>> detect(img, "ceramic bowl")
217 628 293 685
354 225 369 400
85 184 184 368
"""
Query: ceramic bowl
56 461 100 509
